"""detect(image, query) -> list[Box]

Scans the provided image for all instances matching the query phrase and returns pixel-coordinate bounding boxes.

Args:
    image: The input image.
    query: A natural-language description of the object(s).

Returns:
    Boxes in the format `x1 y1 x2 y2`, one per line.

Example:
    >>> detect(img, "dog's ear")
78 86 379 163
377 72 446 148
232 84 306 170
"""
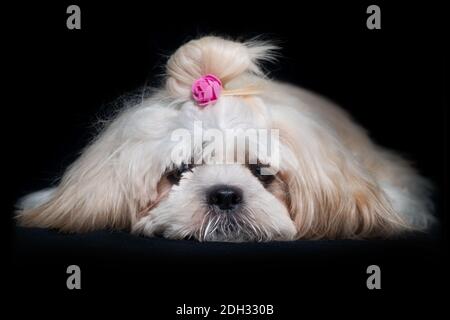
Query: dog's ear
277 110 409 239
16 106 178 232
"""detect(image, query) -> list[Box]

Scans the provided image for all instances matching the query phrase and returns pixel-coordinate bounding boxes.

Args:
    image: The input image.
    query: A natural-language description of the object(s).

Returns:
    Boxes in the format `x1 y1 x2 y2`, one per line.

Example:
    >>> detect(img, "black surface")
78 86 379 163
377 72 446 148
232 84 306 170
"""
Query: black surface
11 227 446 318
6 1 448 318
13 227 441 261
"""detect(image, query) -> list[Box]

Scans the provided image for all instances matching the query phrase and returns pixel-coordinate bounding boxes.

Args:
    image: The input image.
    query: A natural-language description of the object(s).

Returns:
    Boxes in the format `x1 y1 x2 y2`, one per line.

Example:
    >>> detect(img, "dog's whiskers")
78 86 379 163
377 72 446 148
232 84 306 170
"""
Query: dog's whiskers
195 206 276 242
197 212 209 241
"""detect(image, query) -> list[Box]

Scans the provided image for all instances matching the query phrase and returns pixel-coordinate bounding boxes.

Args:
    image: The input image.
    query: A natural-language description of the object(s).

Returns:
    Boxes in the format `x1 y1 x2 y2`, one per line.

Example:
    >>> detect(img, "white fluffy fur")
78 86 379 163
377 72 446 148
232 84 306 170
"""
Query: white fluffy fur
16 36 435 241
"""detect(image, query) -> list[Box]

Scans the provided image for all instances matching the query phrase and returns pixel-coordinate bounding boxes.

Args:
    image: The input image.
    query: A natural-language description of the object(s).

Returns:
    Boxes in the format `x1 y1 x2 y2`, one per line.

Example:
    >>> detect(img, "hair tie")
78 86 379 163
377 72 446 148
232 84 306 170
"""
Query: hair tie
192 74 222 107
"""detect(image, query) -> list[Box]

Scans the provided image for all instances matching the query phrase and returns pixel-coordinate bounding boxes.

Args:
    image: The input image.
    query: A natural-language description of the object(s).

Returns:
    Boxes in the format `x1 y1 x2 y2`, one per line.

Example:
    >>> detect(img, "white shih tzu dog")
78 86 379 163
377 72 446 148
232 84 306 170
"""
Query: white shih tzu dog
16 36 434 242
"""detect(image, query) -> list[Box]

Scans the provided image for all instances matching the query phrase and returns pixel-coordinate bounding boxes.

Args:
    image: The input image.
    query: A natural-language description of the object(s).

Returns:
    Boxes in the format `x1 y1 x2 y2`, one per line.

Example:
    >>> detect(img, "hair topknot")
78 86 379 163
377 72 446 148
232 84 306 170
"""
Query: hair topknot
165 36 278 101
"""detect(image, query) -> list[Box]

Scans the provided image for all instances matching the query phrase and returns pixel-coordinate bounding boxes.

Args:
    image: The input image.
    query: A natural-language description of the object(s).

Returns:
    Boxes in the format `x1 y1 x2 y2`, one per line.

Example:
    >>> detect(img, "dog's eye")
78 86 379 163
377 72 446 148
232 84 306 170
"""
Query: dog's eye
248 163 275 186
166 163 193 185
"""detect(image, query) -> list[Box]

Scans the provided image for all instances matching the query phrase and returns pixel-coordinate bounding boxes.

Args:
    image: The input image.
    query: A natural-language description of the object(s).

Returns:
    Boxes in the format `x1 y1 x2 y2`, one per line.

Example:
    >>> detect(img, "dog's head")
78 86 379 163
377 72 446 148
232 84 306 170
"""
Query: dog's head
126 37 295 241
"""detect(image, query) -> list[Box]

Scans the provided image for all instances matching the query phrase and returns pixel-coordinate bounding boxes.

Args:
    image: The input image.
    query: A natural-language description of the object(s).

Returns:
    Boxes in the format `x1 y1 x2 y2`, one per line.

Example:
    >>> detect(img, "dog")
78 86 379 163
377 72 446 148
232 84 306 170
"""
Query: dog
16 36 435 242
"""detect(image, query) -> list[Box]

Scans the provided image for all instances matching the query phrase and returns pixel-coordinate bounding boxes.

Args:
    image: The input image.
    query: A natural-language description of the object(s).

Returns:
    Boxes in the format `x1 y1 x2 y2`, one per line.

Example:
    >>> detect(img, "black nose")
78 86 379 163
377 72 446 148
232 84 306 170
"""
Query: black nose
207 185 243 211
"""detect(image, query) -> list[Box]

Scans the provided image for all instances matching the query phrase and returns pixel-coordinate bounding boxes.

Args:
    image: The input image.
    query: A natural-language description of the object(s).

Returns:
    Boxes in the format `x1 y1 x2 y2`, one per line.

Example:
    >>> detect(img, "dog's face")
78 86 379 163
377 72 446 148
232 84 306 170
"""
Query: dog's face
144 164 296 241
132 96 297 241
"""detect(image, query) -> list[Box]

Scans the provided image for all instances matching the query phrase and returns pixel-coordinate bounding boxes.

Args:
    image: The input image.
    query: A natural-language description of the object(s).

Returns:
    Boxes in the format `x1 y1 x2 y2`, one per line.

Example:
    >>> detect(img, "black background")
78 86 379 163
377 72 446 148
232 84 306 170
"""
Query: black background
7 1 448 318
